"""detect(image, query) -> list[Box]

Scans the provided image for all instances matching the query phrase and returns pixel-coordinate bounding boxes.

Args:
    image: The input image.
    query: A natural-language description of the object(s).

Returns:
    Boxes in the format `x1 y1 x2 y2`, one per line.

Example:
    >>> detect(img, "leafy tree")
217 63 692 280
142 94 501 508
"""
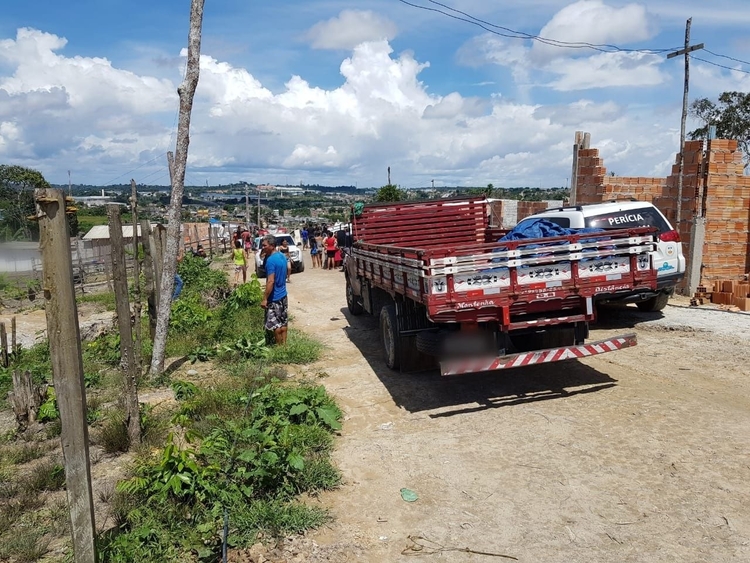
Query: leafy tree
689 91 750 169
374 184 405 202
0 165 49 241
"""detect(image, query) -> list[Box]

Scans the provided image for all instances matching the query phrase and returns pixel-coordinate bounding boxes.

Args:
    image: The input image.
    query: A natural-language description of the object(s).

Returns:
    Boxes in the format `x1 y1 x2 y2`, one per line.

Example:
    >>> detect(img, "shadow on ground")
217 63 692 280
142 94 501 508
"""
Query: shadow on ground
340 308 618 416
592 303 664 329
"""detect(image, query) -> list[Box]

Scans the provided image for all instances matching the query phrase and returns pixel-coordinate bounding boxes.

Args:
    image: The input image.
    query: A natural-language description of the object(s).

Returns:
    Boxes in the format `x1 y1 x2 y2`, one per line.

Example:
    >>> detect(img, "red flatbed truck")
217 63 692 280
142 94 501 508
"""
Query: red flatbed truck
344 197 657 375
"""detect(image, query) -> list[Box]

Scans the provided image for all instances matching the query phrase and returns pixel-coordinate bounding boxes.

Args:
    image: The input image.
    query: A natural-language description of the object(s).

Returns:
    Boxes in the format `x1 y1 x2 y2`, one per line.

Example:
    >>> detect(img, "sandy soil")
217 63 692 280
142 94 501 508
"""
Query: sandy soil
280 254 750 563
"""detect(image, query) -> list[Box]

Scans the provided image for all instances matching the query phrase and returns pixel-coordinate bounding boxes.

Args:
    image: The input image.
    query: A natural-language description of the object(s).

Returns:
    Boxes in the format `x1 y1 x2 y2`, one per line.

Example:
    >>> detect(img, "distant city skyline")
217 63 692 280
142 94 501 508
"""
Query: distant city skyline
2 0 749 189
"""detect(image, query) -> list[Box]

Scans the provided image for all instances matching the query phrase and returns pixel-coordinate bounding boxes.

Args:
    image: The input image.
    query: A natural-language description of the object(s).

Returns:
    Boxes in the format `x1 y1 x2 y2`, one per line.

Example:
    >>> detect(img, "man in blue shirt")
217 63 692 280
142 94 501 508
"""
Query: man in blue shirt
260 235 290 345
301 227 309 249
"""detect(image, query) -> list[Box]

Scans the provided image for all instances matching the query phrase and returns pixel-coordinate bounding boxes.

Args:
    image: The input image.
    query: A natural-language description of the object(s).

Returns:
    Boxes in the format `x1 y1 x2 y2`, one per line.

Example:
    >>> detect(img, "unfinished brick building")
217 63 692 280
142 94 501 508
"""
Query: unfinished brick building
572 135 750 294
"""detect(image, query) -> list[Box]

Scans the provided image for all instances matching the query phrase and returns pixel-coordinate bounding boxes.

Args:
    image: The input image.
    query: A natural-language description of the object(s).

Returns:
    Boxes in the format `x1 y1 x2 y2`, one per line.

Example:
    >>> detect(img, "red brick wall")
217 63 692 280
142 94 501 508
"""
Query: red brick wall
516 201 550 222
574 139 749 288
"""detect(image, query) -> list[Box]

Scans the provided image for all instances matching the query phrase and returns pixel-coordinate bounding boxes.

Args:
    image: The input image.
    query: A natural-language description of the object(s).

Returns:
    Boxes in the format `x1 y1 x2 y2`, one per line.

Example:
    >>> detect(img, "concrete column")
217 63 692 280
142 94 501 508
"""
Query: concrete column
685 216 706 295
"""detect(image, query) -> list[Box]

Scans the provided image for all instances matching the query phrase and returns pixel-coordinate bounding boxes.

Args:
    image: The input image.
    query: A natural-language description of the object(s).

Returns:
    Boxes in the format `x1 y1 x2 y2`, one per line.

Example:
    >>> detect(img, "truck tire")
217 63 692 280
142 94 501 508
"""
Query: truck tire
346 277 364 316
415 331 443 357
636 292 669 312
380 304 400 370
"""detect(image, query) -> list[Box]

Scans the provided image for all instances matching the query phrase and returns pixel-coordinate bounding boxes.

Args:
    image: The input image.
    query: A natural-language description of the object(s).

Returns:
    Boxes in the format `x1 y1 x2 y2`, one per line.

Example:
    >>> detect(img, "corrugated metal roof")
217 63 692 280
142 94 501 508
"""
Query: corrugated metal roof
82 224 150 240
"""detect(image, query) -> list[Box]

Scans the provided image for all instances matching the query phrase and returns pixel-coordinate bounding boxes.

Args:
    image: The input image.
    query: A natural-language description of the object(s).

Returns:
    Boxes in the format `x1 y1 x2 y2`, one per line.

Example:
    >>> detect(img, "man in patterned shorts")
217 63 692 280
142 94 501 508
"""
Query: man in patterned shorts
260 234 289 345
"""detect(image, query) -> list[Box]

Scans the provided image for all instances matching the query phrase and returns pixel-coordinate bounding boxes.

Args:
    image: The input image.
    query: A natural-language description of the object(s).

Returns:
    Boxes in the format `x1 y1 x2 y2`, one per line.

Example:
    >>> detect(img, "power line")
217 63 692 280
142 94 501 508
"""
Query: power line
400 0 750 78
102 151 169 186
397 0 680 54
693 56 750 75
704 49 750 67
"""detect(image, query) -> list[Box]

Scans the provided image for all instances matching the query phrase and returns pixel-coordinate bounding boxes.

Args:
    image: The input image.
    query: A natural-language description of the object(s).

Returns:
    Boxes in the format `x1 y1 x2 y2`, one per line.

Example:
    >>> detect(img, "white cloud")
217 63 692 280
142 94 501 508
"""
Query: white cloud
547 51 665 91
0 28 175 113
531 0 656 63
0 27 686 190
305 10 397 50
457 1 666 91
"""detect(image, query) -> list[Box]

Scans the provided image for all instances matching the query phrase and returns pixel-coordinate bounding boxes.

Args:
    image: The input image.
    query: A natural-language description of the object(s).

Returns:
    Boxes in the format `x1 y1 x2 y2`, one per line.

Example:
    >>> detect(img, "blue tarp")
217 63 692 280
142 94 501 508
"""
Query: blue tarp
499 219 604 242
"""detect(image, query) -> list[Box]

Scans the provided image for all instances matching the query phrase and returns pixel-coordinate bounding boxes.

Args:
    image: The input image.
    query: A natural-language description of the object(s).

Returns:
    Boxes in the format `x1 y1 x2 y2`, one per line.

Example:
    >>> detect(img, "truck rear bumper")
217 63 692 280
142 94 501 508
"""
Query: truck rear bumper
440 333 637 375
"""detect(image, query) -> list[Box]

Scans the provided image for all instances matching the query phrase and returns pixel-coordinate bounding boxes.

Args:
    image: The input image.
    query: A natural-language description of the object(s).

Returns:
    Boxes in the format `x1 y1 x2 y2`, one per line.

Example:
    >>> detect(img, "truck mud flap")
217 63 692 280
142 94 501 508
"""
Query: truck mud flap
440 333 637 376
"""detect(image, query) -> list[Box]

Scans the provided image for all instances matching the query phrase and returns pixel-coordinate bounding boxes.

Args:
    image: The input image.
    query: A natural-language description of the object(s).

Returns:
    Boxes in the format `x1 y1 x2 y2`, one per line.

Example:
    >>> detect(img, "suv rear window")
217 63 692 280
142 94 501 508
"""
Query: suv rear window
584 207 670 234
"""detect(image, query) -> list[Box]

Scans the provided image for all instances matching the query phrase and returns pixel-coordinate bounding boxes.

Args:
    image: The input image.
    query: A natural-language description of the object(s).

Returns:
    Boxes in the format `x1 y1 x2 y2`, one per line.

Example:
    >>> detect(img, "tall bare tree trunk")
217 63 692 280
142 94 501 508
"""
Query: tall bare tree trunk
150 0 205 375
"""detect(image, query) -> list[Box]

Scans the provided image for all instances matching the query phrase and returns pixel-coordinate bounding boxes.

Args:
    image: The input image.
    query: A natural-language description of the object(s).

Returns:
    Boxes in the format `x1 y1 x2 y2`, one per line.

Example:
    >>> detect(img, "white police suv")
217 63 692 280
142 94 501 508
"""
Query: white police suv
516 201 685 311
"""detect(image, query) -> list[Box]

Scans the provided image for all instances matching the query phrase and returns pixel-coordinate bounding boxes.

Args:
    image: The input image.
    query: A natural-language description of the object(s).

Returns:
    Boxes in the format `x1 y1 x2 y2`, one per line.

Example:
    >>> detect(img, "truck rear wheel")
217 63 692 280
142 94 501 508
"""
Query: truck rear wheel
346 277 364 316
636 292 669 312
380 304 400 370
416 331 443 357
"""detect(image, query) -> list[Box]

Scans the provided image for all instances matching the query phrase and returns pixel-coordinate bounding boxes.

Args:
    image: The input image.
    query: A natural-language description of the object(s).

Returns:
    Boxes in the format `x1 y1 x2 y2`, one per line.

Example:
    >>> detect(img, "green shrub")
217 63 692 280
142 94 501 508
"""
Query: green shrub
169 296 212 334
171 379 199 400
37 387 59 423
177 254 228 295
222 278 263 316
84 332 121 367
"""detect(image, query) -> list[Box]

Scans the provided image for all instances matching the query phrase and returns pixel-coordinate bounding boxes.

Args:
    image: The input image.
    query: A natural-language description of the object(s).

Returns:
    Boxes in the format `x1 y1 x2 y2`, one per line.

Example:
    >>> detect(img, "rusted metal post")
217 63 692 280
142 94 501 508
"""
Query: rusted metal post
35 187 97 563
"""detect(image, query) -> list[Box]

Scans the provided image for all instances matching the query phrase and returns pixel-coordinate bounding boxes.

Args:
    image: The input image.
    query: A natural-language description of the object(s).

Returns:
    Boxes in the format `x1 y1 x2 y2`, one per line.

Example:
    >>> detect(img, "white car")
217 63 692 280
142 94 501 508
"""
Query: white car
515 201 685 311
255 234 304 278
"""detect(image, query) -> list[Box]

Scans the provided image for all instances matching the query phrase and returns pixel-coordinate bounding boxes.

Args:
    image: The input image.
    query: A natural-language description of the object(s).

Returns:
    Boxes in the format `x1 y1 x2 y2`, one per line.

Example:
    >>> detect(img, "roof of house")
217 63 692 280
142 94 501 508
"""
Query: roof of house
82 223 150 240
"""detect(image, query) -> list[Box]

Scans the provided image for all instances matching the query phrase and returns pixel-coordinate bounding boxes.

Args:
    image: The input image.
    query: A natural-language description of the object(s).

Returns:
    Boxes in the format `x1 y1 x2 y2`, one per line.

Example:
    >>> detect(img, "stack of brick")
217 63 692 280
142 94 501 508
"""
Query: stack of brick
701 139 750 281
709 280 750 311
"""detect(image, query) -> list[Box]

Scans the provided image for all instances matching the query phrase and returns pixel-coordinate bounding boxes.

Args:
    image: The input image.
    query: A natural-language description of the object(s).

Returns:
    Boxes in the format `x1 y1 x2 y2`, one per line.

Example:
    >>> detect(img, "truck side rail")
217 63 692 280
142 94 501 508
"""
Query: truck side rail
351 226 658 326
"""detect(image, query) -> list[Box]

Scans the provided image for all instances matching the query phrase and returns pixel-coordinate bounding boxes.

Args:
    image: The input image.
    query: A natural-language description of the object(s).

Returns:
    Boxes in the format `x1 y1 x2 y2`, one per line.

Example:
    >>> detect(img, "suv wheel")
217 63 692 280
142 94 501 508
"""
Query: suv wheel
636 292 669 312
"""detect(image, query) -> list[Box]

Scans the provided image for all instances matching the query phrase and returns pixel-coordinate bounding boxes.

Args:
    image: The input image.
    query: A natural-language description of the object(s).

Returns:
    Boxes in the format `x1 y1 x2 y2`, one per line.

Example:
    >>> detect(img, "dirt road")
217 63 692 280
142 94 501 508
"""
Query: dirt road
286 256 750 563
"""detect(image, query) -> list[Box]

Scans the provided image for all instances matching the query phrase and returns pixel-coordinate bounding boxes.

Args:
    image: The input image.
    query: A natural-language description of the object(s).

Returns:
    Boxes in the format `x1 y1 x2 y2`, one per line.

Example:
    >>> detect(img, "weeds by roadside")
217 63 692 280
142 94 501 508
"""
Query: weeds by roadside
1 252 339 562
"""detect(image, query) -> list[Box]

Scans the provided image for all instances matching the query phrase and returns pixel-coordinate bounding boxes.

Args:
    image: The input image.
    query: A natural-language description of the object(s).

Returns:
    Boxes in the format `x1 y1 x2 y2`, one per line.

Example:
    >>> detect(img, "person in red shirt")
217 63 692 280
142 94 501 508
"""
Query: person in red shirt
324 231 337 271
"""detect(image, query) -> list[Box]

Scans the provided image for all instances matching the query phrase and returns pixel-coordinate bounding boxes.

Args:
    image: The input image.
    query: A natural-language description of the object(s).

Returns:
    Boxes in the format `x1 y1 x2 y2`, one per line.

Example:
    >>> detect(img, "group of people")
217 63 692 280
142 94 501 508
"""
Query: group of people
231 224 354 347
307 226 352 271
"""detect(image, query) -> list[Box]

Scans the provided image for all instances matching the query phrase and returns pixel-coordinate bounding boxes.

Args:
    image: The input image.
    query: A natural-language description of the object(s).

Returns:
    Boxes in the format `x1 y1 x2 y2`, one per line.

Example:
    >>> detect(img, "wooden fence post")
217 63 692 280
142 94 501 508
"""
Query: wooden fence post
130 180 143 376
11 316 17 357
35 187 97 563
9 369 48 430
0 322 7 367
76 238 86 294
107 205 141 447
140 219 157 341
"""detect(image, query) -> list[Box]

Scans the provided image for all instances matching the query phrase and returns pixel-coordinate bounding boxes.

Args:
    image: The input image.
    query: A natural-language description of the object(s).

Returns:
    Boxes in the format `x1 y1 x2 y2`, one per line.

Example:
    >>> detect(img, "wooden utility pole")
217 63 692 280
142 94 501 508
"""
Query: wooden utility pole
107 205 141 446
667 18 704 231
387 166 391 186
35 188 96 563
150 0 205 375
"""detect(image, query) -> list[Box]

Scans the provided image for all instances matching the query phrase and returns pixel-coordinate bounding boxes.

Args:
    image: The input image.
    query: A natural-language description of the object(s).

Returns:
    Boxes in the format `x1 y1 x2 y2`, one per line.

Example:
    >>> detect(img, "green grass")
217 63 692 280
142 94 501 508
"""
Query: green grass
78 290 117 311
22 459 66 493
267 329 324 365
0 442 48 466
0 525 50 563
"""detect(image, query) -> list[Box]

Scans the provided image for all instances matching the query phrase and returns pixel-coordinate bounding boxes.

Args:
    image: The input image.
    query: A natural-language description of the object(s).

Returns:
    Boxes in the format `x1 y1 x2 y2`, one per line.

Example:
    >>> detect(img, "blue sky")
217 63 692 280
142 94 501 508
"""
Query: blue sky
0 0 748 189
